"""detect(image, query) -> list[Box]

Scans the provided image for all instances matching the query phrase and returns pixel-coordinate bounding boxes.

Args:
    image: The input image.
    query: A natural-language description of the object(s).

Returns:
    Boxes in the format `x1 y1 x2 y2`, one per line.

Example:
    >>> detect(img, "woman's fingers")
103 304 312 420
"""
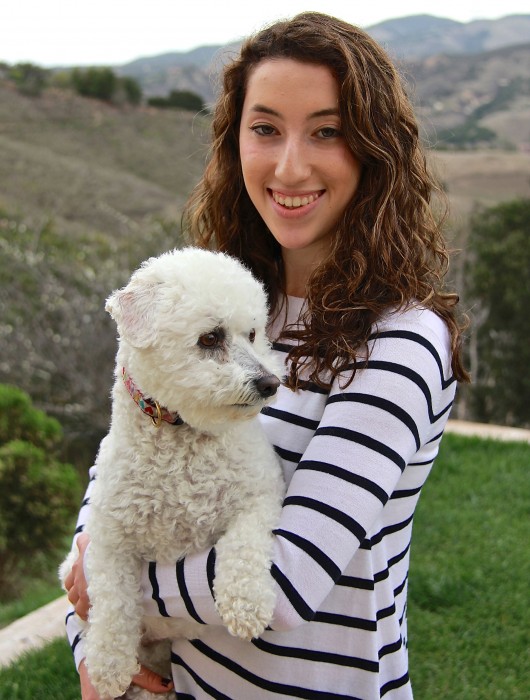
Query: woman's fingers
64 533 91 620
132 664 174 693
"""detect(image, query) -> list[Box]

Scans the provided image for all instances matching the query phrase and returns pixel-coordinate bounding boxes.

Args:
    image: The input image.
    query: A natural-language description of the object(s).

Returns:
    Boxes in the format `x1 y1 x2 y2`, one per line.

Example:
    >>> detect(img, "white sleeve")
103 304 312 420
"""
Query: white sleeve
141 313 456 632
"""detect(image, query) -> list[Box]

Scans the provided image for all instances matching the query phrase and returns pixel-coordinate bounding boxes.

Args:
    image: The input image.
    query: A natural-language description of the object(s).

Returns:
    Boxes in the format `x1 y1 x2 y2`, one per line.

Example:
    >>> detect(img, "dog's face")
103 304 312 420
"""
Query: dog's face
106 248 282 431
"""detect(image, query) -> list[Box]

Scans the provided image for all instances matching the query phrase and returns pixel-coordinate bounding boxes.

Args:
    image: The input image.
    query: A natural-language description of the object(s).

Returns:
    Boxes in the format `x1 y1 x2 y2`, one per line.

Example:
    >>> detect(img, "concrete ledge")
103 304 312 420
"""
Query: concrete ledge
446 419 530 444
0 594 70 668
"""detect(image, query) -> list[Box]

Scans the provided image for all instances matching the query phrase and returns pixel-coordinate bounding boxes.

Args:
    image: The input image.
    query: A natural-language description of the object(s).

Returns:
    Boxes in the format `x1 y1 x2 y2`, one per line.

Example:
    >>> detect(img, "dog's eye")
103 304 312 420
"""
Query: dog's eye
248 329 256 343
198 331 221 349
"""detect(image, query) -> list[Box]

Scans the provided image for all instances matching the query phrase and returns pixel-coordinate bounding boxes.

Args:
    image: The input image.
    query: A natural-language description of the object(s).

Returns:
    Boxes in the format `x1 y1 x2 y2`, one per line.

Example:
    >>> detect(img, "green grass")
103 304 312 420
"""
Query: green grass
1 434 528 698
0 638 79 700
408 434 530 698
0 578 64 629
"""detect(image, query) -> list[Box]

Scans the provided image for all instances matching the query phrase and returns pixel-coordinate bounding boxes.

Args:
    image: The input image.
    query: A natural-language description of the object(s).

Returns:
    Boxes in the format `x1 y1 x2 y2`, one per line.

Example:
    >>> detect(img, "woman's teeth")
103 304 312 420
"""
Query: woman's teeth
272 192 321 208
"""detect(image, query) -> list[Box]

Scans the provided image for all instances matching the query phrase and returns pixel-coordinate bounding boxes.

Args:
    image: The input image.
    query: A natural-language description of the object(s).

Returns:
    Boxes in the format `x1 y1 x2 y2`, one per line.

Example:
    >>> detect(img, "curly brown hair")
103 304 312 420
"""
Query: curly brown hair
184 11 469 388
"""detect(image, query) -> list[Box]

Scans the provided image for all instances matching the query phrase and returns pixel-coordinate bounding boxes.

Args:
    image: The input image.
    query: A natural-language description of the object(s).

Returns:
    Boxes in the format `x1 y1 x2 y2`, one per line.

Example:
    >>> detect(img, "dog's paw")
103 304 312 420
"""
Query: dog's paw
87 653 140 699
215 578 276 641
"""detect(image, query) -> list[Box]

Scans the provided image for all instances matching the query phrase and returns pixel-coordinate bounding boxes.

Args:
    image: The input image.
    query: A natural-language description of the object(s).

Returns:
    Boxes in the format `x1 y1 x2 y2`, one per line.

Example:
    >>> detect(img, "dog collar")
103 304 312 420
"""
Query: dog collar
122 368 184 428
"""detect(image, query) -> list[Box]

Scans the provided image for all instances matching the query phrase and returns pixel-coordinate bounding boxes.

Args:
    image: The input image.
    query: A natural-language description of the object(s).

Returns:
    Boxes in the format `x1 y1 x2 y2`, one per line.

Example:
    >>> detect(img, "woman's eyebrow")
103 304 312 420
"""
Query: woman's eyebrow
248 104 340 119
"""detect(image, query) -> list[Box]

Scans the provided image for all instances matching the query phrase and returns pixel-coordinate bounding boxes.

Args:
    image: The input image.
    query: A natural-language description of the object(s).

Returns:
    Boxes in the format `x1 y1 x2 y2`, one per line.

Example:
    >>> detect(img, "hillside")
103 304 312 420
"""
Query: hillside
0 83 209 238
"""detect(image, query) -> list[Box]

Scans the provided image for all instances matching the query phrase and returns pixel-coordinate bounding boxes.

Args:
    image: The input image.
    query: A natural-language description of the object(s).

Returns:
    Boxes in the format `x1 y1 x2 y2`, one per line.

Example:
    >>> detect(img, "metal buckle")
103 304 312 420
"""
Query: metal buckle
150 400 163 428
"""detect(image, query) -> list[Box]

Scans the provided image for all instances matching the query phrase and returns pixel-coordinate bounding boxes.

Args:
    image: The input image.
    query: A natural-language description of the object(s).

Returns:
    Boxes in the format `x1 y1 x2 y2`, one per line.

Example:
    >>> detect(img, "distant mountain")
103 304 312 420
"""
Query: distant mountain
117 14 530 103
368 13 530 58
116 14 530 151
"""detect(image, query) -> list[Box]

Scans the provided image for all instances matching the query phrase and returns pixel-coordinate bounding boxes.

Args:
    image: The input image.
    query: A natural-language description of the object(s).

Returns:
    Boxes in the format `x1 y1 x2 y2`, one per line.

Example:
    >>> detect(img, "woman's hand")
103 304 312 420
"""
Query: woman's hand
64 532 91 620
79 660 101 700
65 533 174 695
79 659 173 698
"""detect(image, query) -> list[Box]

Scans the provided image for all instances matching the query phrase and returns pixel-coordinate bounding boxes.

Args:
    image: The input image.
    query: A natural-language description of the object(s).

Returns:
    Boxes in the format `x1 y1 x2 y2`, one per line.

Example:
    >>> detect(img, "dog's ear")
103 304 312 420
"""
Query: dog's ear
105 281 158 349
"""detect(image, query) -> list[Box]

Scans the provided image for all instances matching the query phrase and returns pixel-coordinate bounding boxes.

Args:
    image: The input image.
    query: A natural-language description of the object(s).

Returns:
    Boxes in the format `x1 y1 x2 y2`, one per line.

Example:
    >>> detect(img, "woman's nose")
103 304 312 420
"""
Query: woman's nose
274 138 311 184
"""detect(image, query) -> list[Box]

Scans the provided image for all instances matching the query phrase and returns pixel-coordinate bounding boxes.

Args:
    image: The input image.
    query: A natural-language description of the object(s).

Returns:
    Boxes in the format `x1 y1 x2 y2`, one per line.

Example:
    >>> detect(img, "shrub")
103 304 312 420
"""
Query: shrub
0 384 62 450
71 67 117 102
148 89 205 113
0 386 81 599
465 198 530 426
8 62 48 96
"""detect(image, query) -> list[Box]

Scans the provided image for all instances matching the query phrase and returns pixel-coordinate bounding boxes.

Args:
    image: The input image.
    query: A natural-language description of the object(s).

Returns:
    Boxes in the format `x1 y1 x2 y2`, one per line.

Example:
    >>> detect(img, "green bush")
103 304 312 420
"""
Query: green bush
148 89 205 113
0 386 81 600
0 384 62 450
465 198 530 427
8 62 48 96
71 67 117 102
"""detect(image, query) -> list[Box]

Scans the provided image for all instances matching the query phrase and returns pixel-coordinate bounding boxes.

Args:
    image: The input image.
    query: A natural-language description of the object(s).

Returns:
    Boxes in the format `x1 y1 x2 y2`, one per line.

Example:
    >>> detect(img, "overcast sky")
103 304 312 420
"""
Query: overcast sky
2 0 529 67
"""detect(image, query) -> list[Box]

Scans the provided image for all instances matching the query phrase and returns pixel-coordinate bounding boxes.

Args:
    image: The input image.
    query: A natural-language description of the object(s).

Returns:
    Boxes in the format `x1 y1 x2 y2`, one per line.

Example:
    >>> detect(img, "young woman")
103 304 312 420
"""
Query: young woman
65 12 469 699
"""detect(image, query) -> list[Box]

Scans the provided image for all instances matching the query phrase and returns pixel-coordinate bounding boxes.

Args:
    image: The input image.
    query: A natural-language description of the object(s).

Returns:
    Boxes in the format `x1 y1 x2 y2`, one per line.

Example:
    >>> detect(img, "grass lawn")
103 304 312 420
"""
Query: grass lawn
0 433 528 699
408 434 530 698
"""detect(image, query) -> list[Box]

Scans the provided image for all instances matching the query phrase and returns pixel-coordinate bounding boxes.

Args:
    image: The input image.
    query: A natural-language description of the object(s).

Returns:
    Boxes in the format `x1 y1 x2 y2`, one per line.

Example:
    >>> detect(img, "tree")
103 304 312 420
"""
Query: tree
465 198 530 426
72 67 117 102
0 385 82 599
148 89 205 113
8 62 48 96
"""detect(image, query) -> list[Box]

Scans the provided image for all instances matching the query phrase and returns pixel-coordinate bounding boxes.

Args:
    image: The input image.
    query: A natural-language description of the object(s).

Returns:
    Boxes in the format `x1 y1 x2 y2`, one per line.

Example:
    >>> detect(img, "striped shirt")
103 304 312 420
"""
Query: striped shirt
67 297 456 699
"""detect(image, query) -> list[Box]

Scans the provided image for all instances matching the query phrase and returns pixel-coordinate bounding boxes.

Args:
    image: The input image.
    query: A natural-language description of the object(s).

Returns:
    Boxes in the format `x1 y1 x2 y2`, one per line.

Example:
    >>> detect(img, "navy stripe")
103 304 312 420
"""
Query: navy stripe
379 637 403 659
394 572 408 598
170 651 233 700
409 458 434 466
314 611 376 632
359 360 451 423
326 393 421 450
369 329 455 389
74 525 85 535
374 542 411 583
262 405 319 431
391 484 422 499
206 548 216 598
185 640 361 700
270 564 315 621
71 633 82 653
381 671 410 696
252 637 379 673
65 610 75 624
283 496 366 542
274 445 302 463
148 561 170 617
176 559 204 624
368 514 414 547
274 528 341 581
376 602 396 621
297 460 389 505
337 574 374 590
315 426 406 472
272 341 294 353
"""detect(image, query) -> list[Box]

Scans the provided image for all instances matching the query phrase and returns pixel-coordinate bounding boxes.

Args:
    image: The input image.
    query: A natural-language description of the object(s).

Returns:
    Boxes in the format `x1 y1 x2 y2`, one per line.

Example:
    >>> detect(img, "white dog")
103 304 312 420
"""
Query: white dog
60 248 284 699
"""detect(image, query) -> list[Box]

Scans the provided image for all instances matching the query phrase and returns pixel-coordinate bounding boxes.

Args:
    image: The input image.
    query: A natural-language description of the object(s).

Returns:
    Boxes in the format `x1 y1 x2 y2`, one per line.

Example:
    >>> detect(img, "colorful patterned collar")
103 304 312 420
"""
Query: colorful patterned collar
122 368 184 428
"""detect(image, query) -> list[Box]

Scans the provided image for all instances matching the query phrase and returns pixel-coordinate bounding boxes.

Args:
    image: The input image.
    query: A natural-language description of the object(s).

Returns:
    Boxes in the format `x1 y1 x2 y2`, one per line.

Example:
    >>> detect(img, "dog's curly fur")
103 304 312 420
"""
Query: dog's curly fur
60 248 284 699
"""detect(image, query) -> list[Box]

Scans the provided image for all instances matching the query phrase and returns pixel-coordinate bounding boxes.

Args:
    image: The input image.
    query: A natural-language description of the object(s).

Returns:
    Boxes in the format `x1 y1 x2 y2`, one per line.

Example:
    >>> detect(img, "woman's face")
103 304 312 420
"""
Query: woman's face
239 59 362 270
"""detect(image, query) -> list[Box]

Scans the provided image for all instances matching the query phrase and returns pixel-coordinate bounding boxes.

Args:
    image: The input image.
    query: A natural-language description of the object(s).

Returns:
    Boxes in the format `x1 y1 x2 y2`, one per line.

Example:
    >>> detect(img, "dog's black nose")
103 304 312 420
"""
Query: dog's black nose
254 374 280 398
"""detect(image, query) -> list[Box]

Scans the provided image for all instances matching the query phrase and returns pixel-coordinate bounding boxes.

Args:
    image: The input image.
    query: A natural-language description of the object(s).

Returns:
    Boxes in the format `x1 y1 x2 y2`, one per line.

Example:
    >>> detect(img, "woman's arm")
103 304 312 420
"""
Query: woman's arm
139 310 456 632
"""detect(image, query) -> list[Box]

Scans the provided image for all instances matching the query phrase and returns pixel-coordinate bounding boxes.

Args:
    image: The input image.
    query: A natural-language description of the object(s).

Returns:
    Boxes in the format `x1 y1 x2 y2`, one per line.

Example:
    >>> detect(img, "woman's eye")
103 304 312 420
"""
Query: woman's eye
198 332 220 348
248 329 256 343
251 124 276 136
318 126 340 139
